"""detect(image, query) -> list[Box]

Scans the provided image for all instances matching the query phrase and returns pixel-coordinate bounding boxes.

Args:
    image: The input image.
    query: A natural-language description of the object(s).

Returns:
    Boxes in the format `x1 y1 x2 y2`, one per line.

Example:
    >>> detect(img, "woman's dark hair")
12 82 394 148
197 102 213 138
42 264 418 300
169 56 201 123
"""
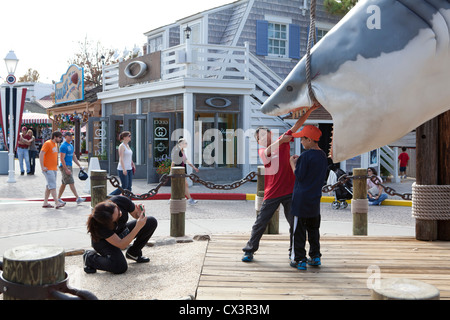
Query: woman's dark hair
87 201 117 242
119 131 131 141
368 167 378 175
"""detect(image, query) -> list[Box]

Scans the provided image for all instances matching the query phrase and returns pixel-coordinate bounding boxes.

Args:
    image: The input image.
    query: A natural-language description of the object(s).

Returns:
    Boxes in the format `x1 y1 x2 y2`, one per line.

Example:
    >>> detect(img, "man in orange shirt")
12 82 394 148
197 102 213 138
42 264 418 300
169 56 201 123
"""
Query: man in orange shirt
39 131 64 209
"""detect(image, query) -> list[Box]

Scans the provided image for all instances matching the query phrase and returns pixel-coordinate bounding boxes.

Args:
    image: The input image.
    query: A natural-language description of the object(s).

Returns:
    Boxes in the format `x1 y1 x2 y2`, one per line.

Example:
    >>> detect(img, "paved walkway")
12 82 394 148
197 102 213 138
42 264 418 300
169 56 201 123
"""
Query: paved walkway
0 158 416 257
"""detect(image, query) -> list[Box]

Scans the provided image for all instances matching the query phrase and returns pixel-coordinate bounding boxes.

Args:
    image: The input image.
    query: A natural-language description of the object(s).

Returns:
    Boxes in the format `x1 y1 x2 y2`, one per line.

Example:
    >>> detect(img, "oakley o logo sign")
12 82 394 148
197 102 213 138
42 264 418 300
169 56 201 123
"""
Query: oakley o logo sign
124 61 148 79
205 97 232 109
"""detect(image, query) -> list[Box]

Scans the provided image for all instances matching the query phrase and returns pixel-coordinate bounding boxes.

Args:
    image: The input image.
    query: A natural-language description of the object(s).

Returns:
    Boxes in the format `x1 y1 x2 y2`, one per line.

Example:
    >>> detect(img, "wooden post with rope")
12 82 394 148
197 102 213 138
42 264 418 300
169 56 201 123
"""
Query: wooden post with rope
414 111 450 241
170 167 186 237
352 168 368 236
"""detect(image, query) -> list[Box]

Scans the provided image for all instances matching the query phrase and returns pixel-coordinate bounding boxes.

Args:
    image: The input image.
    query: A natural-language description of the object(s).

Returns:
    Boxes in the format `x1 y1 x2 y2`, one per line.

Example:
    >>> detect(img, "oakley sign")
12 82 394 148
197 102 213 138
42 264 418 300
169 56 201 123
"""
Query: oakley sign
124 61 148 79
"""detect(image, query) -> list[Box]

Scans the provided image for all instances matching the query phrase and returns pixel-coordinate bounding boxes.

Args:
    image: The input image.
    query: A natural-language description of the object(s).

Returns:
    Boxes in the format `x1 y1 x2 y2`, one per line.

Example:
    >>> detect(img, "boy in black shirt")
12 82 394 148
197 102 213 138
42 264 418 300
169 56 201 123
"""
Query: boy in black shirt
289 125 328 270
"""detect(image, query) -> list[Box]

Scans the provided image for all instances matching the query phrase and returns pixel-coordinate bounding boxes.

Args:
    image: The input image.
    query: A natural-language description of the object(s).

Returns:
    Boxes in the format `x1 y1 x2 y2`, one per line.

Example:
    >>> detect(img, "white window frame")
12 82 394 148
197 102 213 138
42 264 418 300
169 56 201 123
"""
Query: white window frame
264 15 292 60
147 34 164 53
268 22 288 58
316 21 334 43
180 18 203 44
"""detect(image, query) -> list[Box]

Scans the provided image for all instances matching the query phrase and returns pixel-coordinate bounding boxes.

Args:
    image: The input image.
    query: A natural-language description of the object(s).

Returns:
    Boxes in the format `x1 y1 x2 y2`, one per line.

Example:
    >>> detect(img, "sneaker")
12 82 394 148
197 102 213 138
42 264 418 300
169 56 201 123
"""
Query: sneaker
241 252 253 262
126 251 150 263
188 198 198 205
290 259 307 270
58 199 66 205
297 260 307 270
307 257 321 266
76 197 86 204
82 251 96 274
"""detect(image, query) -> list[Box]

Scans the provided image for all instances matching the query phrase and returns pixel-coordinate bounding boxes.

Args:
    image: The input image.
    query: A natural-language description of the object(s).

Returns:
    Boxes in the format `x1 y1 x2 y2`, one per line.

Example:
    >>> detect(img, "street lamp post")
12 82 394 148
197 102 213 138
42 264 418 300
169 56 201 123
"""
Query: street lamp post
4 50 19 183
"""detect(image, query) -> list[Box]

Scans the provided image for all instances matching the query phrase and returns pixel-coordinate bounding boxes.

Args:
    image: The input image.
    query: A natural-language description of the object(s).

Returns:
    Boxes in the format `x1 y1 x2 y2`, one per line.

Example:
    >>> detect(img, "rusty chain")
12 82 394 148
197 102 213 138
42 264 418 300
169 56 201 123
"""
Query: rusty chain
106 171 257 200
322 174 413 201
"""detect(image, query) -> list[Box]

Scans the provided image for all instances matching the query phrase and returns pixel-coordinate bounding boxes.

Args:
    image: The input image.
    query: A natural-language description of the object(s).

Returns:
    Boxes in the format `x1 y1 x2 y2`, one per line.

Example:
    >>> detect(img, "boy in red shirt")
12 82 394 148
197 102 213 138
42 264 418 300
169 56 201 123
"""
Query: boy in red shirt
242 106 318 262
398 147 410 179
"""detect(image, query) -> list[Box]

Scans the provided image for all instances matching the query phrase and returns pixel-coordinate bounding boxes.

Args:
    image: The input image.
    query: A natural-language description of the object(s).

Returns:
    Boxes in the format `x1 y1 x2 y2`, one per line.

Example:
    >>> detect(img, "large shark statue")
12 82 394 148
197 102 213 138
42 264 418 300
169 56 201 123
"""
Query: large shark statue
261 0 450 163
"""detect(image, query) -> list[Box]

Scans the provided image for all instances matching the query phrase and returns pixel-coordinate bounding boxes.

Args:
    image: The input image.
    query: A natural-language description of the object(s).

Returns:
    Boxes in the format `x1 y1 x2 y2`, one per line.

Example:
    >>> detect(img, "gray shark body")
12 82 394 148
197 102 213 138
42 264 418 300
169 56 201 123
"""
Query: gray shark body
261 0 450 162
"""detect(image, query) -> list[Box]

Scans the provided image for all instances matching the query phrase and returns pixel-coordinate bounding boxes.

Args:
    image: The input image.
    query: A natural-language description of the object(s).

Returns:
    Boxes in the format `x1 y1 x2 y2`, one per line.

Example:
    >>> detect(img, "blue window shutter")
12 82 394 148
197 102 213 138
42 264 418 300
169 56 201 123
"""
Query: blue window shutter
289 24 301 59
256 20 268 56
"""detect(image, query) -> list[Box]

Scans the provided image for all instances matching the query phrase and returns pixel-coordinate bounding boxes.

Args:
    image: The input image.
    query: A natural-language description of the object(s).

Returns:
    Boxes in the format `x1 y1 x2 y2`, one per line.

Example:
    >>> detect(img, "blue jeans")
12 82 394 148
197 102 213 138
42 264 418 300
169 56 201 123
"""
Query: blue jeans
17 147 30 173
368 193 388 205
110 169 133 195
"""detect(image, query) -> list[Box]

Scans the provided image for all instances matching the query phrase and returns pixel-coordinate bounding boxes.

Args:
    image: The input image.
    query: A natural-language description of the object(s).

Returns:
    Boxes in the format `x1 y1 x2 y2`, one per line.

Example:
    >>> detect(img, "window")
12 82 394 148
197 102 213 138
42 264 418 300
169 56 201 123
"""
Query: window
148 35 163 53
268 23 288 57
317 28 328 42
256 20 300 59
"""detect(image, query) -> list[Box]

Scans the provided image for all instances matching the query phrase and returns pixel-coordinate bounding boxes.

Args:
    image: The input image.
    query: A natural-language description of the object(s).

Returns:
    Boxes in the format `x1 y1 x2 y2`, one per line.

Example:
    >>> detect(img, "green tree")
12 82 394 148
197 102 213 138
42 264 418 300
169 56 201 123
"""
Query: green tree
324 0 358 15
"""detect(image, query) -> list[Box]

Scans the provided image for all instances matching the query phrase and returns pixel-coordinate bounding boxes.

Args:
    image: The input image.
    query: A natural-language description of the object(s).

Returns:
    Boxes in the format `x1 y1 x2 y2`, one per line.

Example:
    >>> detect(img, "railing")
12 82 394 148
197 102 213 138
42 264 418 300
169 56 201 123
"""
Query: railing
102 42 282 97
380 145 400 183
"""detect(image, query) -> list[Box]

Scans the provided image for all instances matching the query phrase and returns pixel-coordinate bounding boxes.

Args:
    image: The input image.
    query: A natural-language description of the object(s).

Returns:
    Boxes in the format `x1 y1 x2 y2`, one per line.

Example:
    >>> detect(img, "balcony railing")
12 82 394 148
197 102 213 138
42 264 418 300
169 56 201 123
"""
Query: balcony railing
102 42 282 96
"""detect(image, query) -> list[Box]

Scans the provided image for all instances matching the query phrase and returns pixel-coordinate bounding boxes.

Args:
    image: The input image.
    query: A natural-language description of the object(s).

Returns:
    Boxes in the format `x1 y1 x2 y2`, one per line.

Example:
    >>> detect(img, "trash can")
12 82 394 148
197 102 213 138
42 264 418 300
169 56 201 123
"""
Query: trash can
0 151 9 175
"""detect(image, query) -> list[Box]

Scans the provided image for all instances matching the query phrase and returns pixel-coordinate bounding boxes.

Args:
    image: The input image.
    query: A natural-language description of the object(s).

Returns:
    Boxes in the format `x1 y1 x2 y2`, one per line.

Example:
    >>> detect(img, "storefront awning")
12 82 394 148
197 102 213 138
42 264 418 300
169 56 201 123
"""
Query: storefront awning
21 112 51 124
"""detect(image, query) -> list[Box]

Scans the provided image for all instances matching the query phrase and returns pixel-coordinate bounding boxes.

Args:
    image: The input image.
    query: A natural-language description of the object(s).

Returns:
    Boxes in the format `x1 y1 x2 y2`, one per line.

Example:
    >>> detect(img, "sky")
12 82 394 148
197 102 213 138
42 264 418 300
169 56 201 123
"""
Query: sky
0 0 234 84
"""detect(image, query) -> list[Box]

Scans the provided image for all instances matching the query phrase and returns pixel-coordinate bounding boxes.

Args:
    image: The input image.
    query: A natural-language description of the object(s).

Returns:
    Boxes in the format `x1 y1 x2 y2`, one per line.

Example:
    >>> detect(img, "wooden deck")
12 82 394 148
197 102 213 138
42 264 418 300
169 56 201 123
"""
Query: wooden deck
196 234 450 300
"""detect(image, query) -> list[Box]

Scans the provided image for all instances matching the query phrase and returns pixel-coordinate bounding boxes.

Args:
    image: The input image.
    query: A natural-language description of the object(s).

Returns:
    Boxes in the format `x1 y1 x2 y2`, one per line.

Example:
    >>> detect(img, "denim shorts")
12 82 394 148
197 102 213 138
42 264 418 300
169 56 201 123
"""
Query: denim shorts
43 170 57 190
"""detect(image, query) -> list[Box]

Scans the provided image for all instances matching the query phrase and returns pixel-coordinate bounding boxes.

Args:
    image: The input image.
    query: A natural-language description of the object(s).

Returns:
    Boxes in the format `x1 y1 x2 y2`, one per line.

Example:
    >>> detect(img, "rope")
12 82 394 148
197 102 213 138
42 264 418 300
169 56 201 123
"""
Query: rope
412 183 450 220
169 199 187 214
306 0 319 106
351 199 369 214
255 196 264 211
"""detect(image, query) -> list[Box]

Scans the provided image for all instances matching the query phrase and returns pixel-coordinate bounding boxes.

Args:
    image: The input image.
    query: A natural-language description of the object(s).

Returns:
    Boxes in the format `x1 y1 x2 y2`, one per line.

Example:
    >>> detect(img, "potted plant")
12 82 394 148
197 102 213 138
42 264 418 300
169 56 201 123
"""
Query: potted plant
155 154 172 185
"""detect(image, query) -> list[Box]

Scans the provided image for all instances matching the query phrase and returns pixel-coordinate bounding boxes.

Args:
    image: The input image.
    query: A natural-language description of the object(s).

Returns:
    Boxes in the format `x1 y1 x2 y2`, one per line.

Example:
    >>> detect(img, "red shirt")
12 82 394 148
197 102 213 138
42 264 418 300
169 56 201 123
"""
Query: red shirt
17 134 31 149
258 130 295 200
398 152 410 167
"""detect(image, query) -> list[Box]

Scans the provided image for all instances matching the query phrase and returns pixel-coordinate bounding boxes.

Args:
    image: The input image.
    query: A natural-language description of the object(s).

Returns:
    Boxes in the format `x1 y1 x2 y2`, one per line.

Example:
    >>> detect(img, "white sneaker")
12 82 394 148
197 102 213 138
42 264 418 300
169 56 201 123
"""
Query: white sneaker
188 198 198 205
58 199 66 205
76 197 86 204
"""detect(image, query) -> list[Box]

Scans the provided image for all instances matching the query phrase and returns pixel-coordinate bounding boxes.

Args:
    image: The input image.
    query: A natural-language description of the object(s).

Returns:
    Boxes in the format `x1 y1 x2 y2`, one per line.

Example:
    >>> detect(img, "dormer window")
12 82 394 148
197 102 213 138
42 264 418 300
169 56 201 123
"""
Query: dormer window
181 20 202 44
148 35 163 53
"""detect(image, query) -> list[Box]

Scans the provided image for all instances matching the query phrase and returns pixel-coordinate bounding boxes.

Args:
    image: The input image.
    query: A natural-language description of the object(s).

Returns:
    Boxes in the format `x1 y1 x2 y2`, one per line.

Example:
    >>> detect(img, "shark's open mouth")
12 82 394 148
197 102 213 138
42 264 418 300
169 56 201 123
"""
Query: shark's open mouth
289 103 335 160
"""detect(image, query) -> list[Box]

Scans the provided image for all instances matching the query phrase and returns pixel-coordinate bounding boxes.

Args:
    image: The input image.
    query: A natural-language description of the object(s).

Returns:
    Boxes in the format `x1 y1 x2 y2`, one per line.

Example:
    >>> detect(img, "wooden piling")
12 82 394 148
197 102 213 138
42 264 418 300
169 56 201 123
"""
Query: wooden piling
170 167 186 237
2 245 65 300
415 120 438 241
352 168 368 236
90 169 107 208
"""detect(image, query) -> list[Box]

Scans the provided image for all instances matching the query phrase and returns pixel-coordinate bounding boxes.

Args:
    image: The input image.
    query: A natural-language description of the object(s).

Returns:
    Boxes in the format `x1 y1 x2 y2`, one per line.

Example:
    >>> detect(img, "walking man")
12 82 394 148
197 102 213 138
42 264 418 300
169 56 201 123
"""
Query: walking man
58 132 86 205
40 131 65 209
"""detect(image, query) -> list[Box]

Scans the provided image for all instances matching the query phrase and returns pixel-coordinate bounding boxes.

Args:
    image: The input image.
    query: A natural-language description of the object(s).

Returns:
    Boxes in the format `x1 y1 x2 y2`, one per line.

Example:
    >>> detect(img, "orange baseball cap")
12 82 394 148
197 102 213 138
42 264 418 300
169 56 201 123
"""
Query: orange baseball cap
292 125 322 141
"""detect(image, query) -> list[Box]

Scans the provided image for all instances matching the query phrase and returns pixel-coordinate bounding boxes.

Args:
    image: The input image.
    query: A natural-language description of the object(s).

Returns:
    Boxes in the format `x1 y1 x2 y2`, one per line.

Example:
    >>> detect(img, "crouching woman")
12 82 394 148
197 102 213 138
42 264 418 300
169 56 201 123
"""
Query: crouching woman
84 195 158 274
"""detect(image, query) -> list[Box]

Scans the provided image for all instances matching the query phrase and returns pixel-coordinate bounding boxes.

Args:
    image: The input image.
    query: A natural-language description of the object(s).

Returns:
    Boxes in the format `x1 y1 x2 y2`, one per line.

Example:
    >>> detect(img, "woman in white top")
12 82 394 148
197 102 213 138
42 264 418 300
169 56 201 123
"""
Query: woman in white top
110 131 135 195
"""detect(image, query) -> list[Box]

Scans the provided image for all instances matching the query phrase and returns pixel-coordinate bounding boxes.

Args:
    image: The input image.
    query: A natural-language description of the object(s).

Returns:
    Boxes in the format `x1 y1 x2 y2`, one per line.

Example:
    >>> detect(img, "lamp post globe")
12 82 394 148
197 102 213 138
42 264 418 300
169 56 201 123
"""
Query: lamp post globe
4 50 19 183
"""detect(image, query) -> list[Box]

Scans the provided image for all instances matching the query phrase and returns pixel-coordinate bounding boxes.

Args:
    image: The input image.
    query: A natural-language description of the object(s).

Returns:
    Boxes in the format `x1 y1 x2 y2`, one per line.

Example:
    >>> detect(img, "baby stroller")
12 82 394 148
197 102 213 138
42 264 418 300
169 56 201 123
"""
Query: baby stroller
327 167 353 209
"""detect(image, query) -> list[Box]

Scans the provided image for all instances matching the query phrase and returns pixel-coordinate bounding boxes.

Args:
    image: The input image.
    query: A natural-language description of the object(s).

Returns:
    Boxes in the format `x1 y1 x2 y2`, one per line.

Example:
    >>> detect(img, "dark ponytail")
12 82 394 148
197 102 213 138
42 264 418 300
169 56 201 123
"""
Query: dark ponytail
87 201 117 242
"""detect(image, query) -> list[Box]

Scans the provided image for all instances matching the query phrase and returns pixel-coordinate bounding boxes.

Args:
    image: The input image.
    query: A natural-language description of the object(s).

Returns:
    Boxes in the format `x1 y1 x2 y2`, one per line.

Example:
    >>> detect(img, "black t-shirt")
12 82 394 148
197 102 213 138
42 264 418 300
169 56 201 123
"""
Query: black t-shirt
96 196 135 241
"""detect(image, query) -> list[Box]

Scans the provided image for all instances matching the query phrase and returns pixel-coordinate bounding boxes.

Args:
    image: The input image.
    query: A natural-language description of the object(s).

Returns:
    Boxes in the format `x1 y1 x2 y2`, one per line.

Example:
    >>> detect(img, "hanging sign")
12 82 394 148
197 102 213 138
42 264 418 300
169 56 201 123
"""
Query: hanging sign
55 65 84 105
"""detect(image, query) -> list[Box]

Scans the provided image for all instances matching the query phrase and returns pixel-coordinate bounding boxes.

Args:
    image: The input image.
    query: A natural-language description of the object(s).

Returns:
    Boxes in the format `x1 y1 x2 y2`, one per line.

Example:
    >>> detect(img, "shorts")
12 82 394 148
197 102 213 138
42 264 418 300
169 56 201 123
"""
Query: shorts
43 170 57 190
59 166 74 185
400 166 407 172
